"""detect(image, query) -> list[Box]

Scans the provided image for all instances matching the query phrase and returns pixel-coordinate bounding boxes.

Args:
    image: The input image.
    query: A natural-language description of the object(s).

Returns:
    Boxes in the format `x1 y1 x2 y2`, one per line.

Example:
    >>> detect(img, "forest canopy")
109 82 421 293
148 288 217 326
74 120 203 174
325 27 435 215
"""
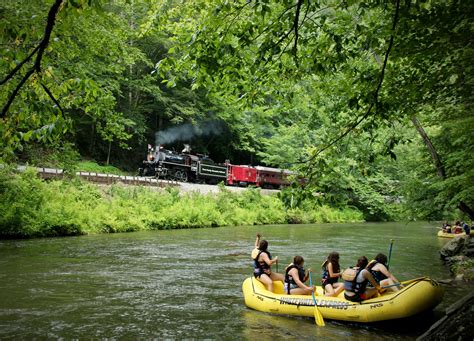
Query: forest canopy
0 0 472 221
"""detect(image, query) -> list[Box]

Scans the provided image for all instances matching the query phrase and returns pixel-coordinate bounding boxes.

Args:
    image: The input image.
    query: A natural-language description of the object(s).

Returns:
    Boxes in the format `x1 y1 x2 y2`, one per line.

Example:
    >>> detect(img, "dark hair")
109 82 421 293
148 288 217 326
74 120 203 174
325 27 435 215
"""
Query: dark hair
356 256 368 268
293 255 304 266
327 252 340 272
259 240 268 251
374 253 388 265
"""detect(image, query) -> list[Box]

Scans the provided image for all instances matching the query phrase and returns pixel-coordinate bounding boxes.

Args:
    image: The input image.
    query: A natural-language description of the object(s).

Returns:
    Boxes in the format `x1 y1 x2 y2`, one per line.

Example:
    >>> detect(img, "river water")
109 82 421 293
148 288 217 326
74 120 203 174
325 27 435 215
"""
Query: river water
0 222 469 339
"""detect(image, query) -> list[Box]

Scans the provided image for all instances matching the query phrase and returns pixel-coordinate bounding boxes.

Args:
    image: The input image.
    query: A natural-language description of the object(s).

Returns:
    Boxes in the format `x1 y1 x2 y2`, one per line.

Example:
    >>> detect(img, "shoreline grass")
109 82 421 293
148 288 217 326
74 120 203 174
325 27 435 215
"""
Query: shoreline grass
0 167 364 239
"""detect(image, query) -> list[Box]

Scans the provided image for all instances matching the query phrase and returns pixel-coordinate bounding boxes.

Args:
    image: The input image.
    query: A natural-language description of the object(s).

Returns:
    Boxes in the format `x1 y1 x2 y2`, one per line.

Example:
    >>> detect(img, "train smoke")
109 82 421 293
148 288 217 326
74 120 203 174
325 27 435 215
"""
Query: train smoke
155 121 224 146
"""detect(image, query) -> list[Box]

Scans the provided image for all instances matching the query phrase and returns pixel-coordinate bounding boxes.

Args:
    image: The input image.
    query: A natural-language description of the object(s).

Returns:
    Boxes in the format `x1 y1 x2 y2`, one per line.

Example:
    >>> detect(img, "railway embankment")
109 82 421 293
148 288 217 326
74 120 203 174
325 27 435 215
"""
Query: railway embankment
32 166 280 195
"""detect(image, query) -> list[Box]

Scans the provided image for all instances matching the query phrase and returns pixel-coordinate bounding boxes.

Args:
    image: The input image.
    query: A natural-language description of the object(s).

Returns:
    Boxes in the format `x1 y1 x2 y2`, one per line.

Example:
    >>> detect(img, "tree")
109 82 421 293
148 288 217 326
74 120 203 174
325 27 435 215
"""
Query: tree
159 0 472 219
0 0 144 162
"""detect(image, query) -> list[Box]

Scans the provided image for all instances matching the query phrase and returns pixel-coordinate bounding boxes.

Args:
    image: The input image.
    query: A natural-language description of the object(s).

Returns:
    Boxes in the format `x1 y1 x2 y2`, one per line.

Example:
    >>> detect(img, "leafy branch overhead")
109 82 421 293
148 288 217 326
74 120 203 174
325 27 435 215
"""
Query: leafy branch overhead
161 0 473 219
1 0 64 118
0 0 472 220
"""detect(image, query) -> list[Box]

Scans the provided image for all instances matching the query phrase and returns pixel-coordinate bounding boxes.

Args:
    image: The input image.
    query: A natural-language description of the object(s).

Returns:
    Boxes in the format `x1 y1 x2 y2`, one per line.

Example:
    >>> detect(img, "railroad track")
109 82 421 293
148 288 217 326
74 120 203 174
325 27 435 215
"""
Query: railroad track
18 166 279 195
21 166 179 188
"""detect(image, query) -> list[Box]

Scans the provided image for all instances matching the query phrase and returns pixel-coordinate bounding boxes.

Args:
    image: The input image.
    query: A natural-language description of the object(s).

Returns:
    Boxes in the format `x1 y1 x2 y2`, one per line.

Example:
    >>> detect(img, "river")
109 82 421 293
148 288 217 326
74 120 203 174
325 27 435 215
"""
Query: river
0 222 469 339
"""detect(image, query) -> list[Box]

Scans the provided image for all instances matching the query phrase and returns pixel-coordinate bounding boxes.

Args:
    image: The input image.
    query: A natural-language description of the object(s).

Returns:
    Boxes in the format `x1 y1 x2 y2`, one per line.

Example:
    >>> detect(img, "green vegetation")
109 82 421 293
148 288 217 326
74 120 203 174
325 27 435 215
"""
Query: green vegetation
0 168 363 239
76 161 128 176
452 259 474 282
1 0 472 229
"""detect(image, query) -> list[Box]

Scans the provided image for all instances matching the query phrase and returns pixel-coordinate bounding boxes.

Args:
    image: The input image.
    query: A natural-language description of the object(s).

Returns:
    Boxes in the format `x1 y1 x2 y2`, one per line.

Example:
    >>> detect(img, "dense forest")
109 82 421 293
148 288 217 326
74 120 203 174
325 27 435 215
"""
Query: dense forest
1 0 472 224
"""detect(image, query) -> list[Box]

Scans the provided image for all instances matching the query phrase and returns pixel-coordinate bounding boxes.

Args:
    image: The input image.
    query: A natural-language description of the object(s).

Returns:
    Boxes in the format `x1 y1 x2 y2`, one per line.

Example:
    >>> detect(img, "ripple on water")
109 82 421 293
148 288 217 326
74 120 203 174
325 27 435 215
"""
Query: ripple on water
0 223 461 339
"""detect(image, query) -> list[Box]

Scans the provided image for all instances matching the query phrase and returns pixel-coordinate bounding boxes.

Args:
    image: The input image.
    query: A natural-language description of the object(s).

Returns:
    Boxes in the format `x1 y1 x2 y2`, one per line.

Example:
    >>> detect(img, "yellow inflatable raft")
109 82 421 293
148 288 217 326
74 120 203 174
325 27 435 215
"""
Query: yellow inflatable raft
242 276 444 323
437 230 474 238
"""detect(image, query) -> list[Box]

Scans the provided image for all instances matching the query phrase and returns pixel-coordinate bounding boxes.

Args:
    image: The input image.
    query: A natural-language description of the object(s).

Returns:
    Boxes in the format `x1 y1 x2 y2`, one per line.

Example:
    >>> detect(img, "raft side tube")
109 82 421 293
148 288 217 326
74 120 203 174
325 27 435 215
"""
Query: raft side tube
242 277 444 323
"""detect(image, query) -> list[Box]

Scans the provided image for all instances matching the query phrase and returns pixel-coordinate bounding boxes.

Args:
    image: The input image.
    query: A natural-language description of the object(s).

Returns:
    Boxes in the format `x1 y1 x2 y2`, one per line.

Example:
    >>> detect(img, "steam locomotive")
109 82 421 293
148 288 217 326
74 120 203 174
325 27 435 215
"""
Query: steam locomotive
138 144 295 189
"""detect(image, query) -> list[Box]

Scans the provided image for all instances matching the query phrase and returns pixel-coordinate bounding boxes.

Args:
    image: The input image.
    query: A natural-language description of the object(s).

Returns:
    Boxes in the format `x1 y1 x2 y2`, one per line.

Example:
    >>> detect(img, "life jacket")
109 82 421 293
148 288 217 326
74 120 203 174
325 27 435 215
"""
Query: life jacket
463 223 471 234
253 250 272 275
284 264 306 294
366 260 388 284
342 267 368 294
321 260 339 285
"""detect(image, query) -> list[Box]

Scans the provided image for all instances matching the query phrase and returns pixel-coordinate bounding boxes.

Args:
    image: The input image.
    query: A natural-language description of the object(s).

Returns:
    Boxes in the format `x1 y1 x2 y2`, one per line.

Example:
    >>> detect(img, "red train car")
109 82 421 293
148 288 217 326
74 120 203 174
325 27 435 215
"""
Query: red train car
255 166 293 189
227 165 257 186
227 164 295 189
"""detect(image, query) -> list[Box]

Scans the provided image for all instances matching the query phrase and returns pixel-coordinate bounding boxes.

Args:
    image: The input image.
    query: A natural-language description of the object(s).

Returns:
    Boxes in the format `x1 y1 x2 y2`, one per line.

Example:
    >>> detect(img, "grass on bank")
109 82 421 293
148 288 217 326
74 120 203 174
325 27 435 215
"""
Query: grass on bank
76 161 129 175
0 167 364 239
452 259 474 281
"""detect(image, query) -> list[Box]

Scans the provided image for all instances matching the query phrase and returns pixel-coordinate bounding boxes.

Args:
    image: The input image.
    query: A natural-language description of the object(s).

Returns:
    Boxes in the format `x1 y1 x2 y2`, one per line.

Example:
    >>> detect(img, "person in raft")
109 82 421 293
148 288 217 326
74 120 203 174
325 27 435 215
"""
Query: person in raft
462 222 471 235
284 256 313 295
453 221 463 234
366 253 401 292
321 252 345 297
442 221 452 233
342 256 381 302
252 233 284 293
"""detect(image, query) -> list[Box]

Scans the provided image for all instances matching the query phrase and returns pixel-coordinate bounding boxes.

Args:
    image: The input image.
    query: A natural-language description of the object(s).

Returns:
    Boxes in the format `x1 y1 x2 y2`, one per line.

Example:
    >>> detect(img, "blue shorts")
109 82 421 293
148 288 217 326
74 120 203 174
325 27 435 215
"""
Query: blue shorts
284 283 298 293
254 268 271 278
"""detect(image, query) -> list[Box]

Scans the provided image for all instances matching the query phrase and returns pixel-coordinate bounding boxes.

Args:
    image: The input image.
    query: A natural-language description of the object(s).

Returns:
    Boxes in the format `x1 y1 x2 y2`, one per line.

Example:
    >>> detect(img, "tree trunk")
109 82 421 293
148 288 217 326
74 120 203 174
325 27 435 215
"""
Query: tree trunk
411 116 474 218
458 201 474 220
90 123 95 156
411 116 446 178
106 140 111 165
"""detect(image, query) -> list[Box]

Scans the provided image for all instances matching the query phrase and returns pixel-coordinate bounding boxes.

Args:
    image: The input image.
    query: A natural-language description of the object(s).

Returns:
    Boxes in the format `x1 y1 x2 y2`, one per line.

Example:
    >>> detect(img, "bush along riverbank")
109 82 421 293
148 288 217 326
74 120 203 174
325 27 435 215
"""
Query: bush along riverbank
0 167 364 239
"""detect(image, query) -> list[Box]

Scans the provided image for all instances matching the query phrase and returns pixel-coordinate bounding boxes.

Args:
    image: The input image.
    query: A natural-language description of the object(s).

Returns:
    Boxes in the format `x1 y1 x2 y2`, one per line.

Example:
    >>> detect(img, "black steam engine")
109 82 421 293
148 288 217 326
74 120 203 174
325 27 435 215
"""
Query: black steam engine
138 145 228 184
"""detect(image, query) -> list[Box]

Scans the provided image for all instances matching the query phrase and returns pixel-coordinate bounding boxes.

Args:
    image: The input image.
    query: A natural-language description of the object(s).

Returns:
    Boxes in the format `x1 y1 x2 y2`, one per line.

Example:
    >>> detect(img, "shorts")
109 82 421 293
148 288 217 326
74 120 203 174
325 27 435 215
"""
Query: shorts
344 292 368 302
322 278 338 292
253 269 271 278
284 283 298 293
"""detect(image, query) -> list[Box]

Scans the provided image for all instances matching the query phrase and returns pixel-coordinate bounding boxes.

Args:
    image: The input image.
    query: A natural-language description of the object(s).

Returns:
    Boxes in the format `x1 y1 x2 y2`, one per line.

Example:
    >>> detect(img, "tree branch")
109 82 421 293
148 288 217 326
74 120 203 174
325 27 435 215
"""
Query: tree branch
292 0 304 64
1 69 35 117
261 2 303 63
41 82 64 116
0 0 64 118
305 0 401 163
0 45 40 86
222 1 253 41
35 0 63 73
252 3 298 42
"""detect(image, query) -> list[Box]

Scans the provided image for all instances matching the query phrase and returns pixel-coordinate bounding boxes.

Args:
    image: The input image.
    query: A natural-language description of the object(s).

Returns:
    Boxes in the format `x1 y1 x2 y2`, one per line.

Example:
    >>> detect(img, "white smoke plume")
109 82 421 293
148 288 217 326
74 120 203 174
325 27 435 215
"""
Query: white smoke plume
155 121 224 146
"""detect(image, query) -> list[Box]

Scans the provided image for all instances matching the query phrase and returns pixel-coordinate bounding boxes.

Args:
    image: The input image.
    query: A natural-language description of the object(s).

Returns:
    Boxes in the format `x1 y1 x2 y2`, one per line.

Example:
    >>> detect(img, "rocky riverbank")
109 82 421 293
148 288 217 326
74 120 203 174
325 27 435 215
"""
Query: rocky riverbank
417 235 474 340
439 235 474 281
418 293 474 340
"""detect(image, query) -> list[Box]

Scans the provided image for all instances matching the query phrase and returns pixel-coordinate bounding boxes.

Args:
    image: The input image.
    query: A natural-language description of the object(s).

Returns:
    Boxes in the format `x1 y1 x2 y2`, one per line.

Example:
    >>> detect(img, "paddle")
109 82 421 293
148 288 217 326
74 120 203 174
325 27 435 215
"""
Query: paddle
381 282 402 289
381 277 427 289
309 271 325 327
387 239 394 269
